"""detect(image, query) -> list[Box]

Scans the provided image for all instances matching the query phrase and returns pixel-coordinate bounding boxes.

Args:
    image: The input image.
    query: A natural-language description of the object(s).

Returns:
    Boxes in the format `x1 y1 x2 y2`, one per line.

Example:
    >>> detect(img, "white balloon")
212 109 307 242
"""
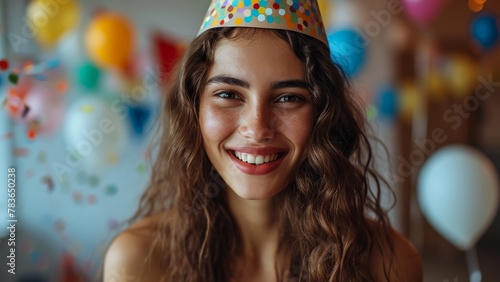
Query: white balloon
64 97 127 173
418 145 499 250
329 0 367 30
56 31 83 67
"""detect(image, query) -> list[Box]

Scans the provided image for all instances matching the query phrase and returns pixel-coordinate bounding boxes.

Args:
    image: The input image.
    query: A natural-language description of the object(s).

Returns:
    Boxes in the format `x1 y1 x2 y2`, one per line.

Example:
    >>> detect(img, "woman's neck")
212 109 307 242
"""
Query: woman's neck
226 189 281 259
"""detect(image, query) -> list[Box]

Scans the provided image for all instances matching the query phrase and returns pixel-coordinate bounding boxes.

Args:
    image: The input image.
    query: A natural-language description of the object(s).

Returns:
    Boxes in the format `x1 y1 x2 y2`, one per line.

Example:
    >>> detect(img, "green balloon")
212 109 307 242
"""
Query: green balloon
78 62 101 90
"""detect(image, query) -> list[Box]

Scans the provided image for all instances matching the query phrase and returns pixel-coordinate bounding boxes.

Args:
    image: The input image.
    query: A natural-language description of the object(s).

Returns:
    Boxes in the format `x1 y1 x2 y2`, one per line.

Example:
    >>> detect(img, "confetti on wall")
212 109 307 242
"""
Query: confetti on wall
42 175 55 192
107 219 119 230
0 132 13 140
55 219 66 233
25 169 35 178
72 191 83 204
104 185 118 196
136 163 146 174
87 194 97 205
88 175 99 187
13 147 29 156
0 59 9 70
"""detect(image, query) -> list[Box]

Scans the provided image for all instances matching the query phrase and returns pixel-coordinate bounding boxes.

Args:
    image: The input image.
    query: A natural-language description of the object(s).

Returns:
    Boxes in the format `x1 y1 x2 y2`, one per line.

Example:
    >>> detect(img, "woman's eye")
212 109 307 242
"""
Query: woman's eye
216 91 239 99
277 95 303 103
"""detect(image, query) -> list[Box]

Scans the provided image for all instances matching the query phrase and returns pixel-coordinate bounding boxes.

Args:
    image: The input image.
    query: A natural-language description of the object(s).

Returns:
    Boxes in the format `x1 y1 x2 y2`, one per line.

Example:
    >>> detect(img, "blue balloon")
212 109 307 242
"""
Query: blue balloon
376 86 399 120
471 14 499 50
127 104 152 137
327 29 367 78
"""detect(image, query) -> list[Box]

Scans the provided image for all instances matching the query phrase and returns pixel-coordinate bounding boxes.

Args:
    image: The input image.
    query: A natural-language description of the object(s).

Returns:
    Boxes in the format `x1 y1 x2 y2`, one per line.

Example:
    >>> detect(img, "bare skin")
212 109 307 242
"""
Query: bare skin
104 211 422 281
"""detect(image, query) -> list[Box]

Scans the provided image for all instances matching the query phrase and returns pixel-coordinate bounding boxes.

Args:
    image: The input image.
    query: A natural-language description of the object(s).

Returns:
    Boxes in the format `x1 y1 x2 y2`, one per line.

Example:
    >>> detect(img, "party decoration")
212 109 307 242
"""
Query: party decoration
426 68 448 101
402 0 446 25
85 12 135 69
471 14 499 50
0 59 9 70
418 145 499 250
8 73 19 84
376 85 399 120
57 31 83 67
64 97 127 173
77 61 101 91
328 28 366 78
105 184 118 196
26 0 81 48
153 32 185 83
127 103 151 137
317 0 333 27
198 0 327 45
398 81 420 122
446 53 479 98
24 84 66 135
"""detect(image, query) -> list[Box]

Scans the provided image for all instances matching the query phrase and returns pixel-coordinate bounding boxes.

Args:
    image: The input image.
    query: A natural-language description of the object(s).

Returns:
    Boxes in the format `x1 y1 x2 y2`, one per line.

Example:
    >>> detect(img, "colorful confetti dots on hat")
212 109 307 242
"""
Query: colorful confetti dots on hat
199 0 327 44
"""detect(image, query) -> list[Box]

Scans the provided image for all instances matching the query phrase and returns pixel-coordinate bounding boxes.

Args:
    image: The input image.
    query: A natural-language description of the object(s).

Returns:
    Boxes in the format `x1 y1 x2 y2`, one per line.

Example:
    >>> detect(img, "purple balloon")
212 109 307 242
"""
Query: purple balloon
403 0 446 25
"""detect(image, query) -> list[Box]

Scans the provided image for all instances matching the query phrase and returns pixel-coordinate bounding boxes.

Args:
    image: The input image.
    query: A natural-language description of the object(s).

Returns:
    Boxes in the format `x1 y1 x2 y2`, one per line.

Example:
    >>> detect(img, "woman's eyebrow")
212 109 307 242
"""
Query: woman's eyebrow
206 75 250 88
271 79 309 90
205 76 309 90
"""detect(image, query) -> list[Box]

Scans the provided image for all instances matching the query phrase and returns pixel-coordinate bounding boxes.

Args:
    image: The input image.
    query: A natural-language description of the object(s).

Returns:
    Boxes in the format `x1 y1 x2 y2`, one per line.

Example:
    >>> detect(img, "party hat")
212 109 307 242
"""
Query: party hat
198 0 327 45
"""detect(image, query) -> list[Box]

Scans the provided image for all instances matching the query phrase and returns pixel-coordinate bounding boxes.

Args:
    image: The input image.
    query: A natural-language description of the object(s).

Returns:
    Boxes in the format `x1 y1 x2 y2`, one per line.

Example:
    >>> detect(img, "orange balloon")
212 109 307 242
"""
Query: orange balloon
85 13 135 69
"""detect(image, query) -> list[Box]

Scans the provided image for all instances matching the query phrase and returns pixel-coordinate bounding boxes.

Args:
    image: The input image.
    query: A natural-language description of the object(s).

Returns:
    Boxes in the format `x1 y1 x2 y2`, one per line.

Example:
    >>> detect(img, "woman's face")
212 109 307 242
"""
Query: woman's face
199 32 313 200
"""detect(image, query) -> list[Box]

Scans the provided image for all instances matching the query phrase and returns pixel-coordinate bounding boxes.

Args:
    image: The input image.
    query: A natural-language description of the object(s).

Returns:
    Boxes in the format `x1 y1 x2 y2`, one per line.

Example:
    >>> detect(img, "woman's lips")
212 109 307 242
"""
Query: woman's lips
227 150 288 175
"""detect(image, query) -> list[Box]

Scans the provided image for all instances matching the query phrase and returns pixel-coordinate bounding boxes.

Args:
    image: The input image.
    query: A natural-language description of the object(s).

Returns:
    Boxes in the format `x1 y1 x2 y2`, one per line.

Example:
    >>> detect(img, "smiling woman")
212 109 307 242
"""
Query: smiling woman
103 1 422 281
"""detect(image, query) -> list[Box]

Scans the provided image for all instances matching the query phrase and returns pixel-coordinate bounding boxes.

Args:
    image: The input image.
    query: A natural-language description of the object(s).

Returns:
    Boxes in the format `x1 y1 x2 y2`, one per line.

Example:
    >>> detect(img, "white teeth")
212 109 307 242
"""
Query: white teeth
247 154 255 164
233 151 282 165
255 156 264 165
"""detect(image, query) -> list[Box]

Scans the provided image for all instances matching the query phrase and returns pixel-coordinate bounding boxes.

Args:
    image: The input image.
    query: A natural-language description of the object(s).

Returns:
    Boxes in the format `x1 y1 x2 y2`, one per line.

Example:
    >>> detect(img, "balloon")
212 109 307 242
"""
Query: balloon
317 0 333 27
57 31 83 67
376 85 398 120
127 103 152 138
446 53 479 98
77 61 101 91
328 29 366 78
426 68 448 101
398 81 420 122
85 12 135 70
402 0 446 25
64 97 127 173
418 145 499 250
24 84 66 135
26 0 81 48
471 14 499 50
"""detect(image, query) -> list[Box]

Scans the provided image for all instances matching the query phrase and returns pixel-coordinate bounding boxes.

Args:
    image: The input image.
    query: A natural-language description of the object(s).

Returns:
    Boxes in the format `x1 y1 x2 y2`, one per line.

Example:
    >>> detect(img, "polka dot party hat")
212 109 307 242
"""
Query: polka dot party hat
198 0 327 45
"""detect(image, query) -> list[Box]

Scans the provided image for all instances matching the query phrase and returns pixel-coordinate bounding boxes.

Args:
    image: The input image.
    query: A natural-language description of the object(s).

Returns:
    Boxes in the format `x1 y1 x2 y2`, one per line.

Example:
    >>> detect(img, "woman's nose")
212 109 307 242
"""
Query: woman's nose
239 104 275 142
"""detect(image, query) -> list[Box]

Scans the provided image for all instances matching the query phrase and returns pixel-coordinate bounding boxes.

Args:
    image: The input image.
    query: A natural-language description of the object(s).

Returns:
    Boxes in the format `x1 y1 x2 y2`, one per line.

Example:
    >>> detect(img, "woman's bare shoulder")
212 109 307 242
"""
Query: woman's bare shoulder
368 222 423 282
103 213 166 282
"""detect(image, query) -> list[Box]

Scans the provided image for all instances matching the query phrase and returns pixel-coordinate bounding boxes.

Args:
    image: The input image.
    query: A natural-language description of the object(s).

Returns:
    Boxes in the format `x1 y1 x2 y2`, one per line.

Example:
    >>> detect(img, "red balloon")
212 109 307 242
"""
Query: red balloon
403 0 447 25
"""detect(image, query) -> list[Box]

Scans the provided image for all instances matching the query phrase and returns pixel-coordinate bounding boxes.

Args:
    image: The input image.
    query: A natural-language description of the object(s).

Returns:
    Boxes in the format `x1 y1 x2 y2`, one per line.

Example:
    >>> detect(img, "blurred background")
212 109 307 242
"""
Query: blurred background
0 0 499 281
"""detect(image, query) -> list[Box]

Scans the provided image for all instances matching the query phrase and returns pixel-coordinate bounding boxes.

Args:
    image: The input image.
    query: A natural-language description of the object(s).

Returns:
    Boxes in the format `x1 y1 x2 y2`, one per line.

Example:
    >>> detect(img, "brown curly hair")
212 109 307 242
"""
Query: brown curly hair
131 27 394 281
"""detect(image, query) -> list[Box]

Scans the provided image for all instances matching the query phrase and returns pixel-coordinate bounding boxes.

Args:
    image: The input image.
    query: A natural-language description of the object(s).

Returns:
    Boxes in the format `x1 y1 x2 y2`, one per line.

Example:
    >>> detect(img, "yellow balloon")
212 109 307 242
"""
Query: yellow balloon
318 0 333 26
85 12 135 70
399 81 421 122
27 0 81 48
447 54 479 98
426 69 448 101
